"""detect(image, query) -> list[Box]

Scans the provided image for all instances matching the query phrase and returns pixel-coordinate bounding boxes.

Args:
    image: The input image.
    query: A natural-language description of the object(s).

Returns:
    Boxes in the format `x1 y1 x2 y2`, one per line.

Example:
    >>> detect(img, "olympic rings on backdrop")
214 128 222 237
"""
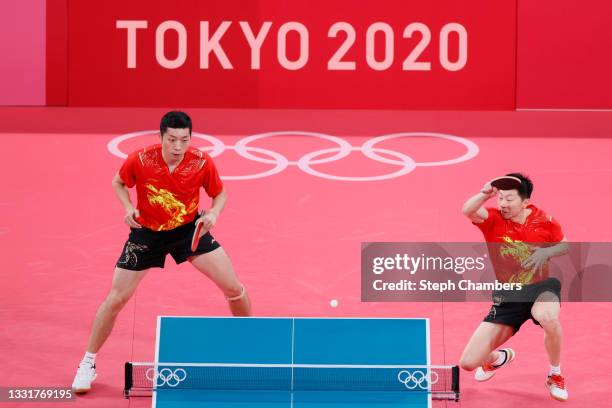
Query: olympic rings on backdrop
107 130 479 181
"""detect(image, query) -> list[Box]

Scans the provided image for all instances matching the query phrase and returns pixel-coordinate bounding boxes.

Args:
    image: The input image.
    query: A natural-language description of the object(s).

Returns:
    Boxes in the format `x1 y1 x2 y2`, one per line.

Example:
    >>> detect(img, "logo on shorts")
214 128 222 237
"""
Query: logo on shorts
487 305 497 320
118 242 149 267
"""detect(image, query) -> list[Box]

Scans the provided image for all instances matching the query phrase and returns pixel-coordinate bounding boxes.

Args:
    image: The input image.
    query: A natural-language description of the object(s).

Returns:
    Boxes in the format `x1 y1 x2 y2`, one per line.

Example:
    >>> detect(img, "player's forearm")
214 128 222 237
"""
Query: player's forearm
462 192 489 216
112 180 135 211
208 190 227 216
546 241 569 258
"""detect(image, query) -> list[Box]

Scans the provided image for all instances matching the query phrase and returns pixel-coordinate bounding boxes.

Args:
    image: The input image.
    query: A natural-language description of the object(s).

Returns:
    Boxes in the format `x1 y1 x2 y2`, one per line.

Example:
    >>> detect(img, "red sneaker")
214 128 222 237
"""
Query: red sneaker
546 374 568 402
474 348 515 382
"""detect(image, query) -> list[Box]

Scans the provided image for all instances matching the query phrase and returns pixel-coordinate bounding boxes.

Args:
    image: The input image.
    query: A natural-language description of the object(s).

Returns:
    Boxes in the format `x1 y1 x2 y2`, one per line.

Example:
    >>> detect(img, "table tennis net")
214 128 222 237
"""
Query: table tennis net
124 362 459 400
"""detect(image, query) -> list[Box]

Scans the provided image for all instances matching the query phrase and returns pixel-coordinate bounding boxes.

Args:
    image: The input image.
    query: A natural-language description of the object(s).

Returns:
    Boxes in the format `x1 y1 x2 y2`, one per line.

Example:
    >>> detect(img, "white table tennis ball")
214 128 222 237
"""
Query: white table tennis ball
330 299 339 308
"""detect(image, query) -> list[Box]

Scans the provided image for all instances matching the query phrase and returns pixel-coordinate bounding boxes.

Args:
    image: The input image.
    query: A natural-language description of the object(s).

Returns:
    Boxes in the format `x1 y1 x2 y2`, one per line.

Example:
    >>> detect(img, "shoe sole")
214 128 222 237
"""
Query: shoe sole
474 349 515 382
475 371 496 382
72 374 97 394
546 383 568 402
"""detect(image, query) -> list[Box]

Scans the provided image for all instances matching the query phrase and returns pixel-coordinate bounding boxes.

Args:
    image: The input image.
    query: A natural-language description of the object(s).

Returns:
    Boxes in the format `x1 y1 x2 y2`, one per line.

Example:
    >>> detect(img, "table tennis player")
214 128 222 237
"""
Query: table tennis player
71 111 251 394
459 173 569 402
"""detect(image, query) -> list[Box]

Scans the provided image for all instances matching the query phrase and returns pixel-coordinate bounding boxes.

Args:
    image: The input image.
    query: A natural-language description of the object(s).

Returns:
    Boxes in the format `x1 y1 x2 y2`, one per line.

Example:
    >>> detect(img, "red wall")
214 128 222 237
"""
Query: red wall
54 0 516 109
46 0 67 106
516 0 612 109
45 1 612 109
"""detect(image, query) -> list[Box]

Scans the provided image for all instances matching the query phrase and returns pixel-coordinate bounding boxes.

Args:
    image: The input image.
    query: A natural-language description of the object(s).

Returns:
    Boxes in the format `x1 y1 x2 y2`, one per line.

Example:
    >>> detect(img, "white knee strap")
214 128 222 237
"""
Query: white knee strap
226 285 246 302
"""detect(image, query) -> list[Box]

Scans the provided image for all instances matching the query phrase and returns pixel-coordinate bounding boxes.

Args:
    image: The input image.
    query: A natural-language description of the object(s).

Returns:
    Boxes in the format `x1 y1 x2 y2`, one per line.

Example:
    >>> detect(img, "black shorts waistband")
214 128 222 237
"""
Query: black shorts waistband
136 216 199 235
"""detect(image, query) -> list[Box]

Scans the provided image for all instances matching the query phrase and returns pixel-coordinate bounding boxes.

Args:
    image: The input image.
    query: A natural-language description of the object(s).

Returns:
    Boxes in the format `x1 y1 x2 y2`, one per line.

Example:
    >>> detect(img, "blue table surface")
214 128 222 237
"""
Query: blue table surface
153 317 431 408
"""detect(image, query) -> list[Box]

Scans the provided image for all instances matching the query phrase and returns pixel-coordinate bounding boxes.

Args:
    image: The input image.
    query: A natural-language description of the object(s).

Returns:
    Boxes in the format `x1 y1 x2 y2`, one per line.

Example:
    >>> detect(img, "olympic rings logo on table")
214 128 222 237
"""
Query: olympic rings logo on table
396 369 439 390
107 131 479 182
146 367 187 387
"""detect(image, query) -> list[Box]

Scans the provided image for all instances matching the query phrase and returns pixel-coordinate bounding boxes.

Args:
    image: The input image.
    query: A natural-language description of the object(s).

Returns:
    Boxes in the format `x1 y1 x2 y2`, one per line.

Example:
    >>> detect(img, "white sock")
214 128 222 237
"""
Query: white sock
82 352 96 367
492 350 507 367
549 365 561 376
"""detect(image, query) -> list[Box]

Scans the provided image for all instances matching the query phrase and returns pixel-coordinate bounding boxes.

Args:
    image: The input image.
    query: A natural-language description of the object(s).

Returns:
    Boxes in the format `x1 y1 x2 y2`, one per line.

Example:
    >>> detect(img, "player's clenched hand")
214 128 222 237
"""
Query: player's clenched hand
200 211 217 230
124 207 142 228
480 182 498 198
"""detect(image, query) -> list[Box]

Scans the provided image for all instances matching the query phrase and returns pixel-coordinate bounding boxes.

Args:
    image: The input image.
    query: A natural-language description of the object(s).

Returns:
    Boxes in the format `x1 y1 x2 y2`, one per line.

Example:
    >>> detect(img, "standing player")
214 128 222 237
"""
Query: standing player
72 111 251 393
459 173 569 401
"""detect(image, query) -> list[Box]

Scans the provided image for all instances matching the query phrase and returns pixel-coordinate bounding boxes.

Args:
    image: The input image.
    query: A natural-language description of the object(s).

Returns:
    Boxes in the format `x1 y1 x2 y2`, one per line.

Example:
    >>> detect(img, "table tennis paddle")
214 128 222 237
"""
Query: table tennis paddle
490 176 522 191
191 214 208 252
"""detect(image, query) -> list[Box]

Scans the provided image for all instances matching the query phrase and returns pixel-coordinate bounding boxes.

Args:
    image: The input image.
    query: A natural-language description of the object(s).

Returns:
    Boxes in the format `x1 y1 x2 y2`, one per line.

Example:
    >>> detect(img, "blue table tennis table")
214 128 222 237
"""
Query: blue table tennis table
128 316 456 408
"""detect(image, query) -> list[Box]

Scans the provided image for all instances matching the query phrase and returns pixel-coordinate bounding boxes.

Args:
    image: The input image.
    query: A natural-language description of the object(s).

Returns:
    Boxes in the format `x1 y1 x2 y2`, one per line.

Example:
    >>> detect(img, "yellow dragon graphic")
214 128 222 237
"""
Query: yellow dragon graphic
499 236 546 284
145 184 198 230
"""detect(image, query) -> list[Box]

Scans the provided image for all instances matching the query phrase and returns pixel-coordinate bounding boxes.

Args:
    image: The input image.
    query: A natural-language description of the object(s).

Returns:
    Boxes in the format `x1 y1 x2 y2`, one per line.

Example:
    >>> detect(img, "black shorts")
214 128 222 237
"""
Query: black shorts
116 218 220 271
483 277 561 334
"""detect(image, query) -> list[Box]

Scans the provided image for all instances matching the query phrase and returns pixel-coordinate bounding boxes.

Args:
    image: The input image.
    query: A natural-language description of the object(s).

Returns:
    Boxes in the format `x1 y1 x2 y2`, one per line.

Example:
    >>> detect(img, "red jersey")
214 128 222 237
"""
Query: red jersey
118 145 223 231
474 205 564 284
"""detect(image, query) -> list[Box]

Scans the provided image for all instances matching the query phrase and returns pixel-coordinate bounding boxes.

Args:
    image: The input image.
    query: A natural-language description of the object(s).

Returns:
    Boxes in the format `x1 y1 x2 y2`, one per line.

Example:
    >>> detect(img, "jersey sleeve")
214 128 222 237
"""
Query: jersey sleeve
548 216 564 242
472 207 498 235
118 152 139 188
202 154 224 198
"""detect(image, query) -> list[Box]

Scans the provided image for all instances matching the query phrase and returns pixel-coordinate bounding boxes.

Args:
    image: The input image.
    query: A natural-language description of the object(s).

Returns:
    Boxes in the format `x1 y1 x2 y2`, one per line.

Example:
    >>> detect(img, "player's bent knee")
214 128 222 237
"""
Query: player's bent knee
532 306 559 325
536 313 560 330
459 357 479 372
225 284 246 302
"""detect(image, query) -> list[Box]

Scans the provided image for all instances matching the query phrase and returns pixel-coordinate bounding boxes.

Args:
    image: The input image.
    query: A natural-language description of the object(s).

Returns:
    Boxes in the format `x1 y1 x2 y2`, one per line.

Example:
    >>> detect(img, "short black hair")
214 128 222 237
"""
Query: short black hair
160 111 192 136
506 172 533 200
